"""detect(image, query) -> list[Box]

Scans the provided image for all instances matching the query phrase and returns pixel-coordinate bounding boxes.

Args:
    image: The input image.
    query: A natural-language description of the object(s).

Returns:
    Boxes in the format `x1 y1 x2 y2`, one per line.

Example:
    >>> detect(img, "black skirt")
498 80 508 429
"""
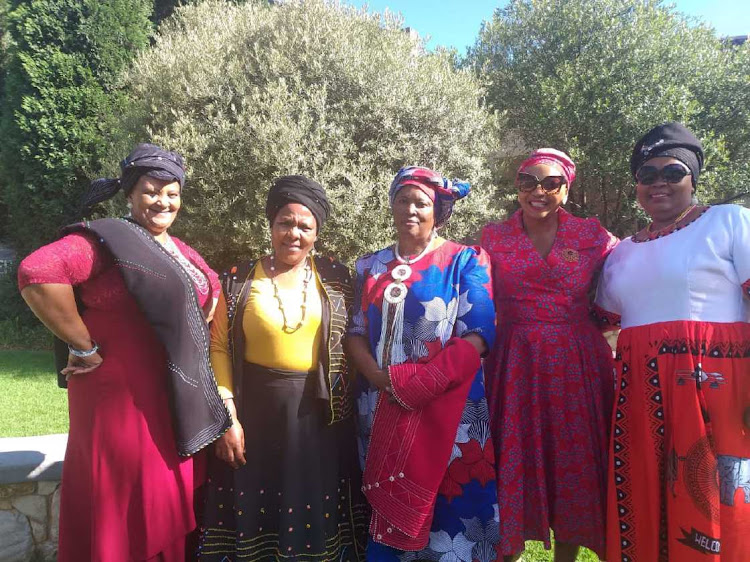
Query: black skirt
198 363 368 561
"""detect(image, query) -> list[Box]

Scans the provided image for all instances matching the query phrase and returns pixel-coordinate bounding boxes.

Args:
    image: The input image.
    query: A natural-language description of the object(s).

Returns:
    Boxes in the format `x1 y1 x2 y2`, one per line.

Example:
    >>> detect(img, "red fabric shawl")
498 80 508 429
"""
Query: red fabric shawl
362 338 480 550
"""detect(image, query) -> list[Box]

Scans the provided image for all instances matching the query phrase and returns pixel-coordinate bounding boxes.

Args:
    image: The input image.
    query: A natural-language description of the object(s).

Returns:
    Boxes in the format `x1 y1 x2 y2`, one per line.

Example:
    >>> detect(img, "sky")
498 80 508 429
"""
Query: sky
349 1 750 54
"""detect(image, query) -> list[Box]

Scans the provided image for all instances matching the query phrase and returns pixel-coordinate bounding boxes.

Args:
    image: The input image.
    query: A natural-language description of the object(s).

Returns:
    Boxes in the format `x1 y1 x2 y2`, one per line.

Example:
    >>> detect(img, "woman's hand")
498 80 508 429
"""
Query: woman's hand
215 399 246 469
367 368 392 393
61 352 103 380
204 297 218 323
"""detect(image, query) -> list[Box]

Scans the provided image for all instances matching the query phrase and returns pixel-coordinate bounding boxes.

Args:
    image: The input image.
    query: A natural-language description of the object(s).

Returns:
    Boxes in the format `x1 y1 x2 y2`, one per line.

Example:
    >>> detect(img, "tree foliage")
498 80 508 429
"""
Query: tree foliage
114 0 502 268
471 0 750 234
0 0 152 254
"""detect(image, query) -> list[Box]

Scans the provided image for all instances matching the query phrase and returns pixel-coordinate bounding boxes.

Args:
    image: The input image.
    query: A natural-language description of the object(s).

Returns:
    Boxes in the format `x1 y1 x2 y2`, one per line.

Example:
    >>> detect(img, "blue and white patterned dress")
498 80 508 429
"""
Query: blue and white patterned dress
350 239 501 561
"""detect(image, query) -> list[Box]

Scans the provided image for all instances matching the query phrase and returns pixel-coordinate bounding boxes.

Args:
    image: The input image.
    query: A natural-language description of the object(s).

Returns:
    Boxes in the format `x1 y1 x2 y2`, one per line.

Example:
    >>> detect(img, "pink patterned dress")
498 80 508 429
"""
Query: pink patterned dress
18 232 220 562
480 208 617 557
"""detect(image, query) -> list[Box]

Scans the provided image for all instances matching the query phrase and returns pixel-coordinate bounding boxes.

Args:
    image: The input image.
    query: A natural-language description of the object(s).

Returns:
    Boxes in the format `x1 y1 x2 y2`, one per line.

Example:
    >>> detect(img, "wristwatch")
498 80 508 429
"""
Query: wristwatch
68 341 99 358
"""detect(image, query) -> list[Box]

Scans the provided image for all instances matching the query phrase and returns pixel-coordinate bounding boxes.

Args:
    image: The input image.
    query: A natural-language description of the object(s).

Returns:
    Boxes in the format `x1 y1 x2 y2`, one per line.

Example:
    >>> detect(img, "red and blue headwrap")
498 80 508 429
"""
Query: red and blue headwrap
388 166 471 227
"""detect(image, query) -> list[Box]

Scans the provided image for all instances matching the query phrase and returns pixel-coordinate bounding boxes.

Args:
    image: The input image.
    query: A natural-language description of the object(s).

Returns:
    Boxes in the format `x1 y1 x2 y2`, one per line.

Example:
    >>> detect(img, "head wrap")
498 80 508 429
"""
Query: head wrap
388 166 471 227
631 122 703 187
517 148 576 187
265 175 330 231
79 143 185 213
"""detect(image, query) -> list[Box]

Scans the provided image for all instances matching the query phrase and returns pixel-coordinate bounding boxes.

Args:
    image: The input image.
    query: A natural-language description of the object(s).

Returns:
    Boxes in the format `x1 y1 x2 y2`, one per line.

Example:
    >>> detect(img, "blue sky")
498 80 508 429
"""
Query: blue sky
349 1 750 53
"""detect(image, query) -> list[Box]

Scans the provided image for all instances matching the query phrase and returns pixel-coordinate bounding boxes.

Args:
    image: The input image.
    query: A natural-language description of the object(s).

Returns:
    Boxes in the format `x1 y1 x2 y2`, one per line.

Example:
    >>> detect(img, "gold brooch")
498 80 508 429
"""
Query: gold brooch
561 248 579 263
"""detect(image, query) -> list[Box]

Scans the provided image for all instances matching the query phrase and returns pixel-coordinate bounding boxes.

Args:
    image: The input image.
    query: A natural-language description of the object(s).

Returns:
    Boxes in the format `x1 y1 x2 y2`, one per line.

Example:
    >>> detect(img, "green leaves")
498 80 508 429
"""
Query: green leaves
0 0 151 253
471 0 750 234
115 0 502 268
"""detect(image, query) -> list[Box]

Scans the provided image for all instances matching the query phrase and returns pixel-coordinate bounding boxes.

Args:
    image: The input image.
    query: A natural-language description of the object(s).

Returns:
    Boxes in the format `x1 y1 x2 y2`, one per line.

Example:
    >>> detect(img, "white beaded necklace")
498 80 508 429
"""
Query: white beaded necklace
162 235 209 295
394 230 436 265
383 232 436 306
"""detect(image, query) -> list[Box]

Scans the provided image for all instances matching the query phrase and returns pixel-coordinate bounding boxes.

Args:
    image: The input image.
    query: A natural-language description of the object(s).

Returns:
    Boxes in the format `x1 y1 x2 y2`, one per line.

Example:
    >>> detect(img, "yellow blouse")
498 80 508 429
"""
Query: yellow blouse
210 261 323 399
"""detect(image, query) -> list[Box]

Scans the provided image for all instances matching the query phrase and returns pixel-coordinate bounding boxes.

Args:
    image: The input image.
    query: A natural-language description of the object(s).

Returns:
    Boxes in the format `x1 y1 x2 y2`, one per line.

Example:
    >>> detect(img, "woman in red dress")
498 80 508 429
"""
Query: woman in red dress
18 144 228 561
481 149 617 561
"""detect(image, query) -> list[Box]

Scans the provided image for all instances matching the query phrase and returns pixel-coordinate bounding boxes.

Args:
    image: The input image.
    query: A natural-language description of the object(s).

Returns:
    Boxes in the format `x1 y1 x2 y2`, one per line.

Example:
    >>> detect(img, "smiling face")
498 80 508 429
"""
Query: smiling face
391 185 436 244
516 163 568 220
635 156 694 225
127 175 181 237
270 203 317 267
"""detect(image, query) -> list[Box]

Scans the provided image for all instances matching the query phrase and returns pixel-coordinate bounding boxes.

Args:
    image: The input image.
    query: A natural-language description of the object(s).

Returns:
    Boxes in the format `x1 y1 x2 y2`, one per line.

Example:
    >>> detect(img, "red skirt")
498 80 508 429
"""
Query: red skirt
487 320 613 557
607 320 750 562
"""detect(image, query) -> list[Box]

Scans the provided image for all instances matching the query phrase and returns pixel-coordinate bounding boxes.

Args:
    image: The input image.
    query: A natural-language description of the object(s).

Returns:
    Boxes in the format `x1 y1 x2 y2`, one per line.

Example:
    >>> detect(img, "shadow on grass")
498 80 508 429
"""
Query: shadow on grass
0 350 55 378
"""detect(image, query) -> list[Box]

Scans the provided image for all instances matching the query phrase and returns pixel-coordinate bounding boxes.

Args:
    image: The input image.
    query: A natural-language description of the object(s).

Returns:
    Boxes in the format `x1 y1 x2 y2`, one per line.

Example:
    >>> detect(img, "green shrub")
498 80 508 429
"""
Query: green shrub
471 0 750 235
113 0 504 268
0 0 152 255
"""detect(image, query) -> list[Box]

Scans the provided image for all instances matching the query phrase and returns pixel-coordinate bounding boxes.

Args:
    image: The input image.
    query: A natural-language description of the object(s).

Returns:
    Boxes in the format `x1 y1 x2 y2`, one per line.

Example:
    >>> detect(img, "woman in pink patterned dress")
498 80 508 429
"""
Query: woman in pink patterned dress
481 149 617 561
18 144 228 562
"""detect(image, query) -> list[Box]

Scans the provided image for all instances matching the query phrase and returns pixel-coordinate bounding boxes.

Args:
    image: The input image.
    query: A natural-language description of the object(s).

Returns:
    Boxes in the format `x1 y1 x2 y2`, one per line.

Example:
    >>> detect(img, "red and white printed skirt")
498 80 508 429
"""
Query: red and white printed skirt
606 320 750 562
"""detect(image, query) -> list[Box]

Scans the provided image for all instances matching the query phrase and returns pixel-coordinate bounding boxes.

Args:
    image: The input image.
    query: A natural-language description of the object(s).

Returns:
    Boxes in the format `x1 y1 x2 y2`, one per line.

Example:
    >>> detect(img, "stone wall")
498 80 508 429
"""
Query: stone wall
0 434 66 562
0 481 59 561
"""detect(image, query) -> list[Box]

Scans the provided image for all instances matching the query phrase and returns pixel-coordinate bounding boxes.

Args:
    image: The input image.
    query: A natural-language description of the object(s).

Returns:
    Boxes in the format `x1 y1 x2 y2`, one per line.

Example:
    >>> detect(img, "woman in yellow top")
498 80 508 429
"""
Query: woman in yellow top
198 176 368 561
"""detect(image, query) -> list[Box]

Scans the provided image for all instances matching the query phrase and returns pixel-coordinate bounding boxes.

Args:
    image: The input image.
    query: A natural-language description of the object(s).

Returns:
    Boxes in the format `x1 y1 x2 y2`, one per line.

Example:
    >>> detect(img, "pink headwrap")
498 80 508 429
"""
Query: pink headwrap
517 148 576 187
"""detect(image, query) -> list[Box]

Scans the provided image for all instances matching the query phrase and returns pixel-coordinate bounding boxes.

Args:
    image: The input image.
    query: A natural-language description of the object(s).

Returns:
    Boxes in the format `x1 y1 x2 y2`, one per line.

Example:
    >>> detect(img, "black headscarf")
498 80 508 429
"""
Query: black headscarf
631 122 704 187
265 175 330 230
80 143 185 213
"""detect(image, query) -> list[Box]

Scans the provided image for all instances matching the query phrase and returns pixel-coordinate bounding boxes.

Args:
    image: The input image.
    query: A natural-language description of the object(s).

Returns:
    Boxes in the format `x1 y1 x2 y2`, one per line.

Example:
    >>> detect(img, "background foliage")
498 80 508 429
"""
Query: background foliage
0 0 748 337
470 0 750 235
0 0 153 256
112 0 503 269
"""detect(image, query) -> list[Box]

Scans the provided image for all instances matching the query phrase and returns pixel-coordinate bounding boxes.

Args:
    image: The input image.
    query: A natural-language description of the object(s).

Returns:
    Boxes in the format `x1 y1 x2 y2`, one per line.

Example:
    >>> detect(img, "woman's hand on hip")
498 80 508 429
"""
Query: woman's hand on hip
215 399 246 469
61 352 103 380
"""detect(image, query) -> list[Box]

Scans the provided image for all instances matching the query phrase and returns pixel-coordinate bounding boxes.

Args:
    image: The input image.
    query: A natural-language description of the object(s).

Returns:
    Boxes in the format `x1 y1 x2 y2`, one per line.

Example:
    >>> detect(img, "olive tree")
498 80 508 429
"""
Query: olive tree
471 0 750 234
114 0 503 268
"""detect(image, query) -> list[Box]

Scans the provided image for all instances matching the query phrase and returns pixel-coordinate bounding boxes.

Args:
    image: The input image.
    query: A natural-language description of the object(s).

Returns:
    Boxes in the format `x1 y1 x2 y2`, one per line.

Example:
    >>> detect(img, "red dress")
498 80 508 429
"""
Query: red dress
18 232 220 562
481 209 617 557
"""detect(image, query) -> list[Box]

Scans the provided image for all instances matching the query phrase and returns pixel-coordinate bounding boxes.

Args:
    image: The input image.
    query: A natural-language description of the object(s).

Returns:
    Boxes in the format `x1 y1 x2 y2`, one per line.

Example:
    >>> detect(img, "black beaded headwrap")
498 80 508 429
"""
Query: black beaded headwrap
79 143 185 214
265 175 330 231
631 122 704 188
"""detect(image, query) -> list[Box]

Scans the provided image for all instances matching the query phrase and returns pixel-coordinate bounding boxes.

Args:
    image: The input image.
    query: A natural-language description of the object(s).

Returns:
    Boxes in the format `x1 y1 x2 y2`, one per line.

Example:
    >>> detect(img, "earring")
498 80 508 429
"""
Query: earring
126 201 132 209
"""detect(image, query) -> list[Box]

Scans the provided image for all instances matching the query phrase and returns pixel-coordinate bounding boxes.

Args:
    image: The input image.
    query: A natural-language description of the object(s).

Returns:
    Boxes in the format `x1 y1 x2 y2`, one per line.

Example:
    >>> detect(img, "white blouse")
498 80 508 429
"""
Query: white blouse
595 205 750 329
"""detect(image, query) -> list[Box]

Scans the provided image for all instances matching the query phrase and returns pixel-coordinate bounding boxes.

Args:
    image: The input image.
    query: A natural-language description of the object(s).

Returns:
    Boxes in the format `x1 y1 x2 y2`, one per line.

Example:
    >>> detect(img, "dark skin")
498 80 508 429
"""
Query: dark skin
635 156 696 232
517 163 569 260
345 185 486 395
507 163 580 562
20 177 213 380
214 203 318 469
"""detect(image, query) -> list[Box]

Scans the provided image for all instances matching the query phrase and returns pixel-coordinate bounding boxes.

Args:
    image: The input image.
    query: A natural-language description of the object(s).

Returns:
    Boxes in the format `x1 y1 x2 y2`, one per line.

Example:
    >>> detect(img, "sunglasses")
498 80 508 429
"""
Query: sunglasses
636 163 691 185
516 172 566 194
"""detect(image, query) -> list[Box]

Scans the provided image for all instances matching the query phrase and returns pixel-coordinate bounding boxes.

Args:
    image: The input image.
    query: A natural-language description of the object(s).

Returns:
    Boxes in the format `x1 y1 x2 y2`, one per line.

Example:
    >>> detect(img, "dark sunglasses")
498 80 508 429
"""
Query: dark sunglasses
636 163 691 185
516 172 566 194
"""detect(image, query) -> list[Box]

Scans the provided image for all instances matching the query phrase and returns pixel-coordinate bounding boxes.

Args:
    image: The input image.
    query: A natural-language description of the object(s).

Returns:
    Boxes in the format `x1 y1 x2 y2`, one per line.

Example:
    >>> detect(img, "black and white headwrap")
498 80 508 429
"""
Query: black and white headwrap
631 122 704 187
80 143 185 213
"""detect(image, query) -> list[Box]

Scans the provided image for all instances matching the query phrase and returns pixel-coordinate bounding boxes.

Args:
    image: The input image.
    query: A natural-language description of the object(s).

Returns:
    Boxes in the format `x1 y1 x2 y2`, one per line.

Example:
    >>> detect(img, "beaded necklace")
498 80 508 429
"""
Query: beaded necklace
269 255 312 333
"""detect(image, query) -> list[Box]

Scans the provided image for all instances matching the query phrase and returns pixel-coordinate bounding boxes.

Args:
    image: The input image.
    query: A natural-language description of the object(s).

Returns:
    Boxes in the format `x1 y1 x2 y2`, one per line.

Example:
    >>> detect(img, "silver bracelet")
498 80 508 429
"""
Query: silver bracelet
68 341 99 358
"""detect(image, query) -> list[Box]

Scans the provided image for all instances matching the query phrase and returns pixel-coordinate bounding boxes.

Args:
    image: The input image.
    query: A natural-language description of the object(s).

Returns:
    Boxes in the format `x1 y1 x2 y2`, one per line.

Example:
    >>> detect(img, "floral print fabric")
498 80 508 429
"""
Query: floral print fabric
350 240 500 561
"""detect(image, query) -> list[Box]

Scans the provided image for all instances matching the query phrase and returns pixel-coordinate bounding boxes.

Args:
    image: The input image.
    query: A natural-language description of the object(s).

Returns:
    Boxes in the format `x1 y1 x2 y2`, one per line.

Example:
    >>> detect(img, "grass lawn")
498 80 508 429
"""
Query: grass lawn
0 350 601 560
0 349 68 437
522 540 600 561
